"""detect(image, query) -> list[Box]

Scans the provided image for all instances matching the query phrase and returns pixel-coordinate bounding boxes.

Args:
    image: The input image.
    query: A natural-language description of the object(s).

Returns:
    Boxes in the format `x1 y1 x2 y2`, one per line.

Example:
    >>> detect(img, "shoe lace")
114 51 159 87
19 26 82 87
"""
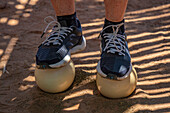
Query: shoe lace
99 23 126 56
41 16 73 46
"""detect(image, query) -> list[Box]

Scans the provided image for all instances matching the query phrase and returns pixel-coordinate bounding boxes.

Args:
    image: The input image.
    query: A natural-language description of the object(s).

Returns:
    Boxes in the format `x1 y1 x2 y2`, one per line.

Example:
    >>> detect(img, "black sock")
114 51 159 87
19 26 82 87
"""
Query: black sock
57 12 77 27
103 19 125 34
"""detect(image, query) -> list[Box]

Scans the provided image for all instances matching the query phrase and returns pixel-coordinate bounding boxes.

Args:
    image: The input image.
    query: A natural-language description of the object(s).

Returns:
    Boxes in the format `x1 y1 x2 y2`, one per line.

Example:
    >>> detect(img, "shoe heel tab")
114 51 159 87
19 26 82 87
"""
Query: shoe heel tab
76 18 82 28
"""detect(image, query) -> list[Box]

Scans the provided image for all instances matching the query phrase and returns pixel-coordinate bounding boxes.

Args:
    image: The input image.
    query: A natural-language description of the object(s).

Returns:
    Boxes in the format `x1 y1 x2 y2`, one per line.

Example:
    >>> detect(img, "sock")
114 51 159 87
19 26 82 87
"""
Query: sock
103 19 125 34
57 12 77 27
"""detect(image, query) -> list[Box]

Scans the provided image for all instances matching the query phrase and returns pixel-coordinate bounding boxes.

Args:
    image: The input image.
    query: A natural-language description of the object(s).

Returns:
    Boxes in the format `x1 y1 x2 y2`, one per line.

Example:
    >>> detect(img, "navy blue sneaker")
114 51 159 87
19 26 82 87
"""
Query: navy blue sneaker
96 22 132 80
36 17 86 69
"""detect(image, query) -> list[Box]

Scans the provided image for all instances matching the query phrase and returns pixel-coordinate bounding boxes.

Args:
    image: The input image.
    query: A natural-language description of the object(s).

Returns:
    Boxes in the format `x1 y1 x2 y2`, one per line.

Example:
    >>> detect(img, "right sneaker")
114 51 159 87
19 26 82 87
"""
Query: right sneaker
36 17 86 69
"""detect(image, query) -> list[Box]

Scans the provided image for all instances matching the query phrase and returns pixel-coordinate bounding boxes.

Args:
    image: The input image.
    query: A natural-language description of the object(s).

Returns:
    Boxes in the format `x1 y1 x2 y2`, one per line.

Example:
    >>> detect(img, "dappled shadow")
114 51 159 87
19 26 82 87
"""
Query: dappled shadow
0 0 170 113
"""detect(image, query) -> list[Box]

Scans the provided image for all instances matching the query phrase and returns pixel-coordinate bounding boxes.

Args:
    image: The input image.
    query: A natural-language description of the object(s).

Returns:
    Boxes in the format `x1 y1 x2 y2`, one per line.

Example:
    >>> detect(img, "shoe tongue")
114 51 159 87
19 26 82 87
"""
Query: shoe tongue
103 21 125 34
58 20 68 27
103 25 124 34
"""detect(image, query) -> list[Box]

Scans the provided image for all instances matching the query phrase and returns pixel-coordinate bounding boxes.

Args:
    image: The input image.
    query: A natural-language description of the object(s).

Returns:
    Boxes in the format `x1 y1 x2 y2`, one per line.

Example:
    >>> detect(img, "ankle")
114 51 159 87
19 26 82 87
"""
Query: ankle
57 12 77 27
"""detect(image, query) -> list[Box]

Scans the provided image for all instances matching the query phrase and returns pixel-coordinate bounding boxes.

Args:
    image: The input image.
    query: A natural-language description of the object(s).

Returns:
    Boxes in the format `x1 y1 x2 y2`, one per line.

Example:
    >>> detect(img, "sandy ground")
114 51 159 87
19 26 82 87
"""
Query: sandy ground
0 0 170 113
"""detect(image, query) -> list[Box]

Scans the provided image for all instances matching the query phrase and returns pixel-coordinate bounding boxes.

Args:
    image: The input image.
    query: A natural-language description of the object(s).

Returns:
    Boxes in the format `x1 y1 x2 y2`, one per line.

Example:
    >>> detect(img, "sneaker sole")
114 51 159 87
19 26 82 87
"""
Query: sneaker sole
96 61 132 80
49 53 71 68
70 36 86 54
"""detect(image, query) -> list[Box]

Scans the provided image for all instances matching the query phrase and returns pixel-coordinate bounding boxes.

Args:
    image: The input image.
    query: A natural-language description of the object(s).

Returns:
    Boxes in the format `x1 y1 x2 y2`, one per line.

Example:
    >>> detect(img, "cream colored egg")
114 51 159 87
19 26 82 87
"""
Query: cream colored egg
35 60 75 93
96 67 137 98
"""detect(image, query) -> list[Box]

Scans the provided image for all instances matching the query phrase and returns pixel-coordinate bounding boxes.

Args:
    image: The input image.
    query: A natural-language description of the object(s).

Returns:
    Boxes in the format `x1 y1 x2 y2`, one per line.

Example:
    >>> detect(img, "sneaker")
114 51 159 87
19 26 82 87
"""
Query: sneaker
36 16 86 69
96 22 132 80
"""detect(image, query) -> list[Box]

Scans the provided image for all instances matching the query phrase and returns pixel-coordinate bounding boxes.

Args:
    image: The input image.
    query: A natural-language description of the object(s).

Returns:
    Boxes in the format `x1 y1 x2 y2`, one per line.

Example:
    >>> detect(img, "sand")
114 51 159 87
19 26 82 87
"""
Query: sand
0 0 170 112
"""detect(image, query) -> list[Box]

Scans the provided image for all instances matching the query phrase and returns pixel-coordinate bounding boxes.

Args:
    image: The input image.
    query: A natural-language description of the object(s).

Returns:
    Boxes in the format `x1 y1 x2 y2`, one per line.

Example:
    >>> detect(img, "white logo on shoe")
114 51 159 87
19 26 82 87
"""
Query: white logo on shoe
119 65 127 73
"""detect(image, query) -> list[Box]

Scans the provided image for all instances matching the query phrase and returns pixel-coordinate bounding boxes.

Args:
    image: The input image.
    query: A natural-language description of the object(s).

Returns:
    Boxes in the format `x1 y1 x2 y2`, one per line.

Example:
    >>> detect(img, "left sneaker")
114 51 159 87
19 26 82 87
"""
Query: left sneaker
36 16 86 69
96 22 132 80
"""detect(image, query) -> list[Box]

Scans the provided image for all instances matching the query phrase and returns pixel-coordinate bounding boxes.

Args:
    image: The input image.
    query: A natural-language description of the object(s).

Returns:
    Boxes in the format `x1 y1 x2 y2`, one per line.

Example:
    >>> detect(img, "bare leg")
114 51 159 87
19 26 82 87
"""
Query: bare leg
104 0 128 22
50 0 75 16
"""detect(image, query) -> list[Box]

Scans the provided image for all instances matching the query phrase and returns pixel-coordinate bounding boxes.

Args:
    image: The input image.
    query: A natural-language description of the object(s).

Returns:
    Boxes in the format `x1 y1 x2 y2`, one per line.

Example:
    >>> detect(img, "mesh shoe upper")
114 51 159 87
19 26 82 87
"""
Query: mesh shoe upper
99 23 131 80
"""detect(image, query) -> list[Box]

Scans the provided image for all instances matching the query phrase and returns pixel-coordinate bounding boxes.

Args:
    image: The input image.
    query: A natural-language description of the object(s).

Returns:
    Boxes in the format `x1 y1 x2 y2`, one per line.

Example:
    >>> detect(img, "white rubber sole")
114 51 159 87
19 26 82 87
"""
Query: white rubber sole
70 36 86 54
49 36 86 68
96 61 132 80
49 53 71 68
